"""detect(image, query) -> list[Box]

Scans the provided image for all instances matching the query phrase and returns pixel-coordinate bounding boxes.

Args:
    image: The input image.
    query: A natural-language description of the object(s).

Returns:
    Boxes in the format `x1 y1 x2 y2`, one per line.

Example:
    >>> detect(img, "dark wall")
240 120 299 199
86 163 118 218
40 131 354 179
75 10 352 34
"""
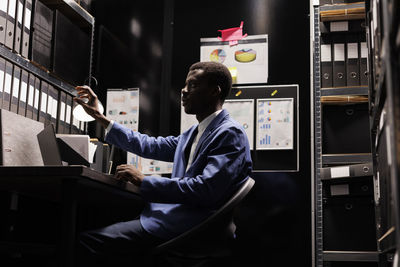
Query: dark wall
91 0 311 266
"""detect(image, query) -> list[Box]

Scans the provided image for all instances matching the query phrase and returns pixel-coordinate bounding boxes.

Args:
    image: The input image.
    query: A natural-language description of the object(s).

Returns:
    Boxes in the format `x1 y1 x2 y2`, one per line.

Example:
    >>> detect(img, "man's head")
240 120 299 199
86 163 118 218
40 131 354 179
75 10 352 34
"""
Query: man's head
182 61 232 121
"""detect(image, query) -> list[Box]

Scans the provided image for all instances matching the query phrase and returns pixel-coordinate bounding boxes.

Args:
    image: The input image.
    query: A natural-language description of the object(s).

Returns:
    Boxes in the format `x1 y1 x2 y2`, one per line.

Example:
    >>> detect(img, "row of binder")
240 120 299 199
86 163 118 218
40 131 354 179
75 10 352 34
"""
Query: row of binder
0 0 32 58
0 56 85 134
1 0 91 86
320 34 368 88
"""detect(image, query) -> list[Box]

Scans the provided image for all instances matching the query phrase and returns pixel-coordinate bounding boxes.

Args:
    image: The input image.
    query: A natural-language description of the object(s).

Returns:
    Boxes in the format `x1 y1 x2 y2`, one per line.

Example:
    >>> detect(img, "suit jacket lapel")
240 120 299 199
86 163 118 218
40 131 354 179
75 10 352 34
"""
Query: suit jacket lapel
192 109 229 160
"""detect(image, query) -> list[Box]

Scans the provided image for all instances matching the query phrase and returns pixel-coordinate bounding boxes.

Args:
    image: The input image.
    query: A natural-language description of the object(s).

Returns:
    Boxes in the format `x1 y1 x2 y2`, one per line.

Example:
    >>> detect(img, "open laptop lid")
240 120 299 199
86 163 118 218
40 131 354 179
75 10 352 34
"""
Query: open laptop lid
37 124 63 166
37 124 89 166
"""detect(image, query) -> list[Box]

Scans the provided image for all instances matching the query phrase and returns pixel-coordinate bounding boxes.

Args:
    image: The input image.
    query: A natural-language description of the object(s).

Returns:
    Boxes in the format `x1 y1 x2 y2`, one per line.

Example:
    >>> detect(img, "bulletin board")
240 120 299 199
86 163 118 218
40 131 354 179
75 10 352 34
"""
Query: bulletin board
180 84 299 172
227 84 299 172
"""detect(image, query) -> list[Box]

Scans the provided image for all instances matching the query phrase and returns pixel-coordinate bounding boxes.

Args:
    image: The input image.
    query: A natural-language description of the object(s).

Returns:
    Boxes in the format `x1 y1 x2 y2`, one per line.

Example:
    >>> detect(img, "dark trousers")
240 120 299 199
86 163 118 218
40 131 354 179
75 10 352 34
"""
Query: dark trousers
77 219 166 267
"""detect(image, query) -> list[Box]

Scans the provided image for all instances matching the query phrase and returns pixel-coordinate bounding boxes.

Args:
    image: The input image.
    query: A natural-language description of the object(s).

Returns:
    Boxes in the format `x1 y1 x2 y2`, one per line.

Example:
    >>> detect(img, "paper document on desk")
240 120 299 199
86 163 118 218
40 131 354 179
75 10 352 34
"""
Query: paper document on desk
56 134 97 163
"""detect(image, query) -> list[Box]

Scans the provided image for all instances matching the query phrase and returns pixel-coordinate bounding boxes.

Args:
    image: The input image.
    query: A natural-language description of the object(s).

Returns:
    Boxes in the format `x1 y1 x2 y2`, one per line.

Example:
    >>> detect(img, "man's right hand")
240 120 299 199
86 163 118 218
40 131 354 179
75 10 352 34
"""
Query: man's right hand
74 85 110 128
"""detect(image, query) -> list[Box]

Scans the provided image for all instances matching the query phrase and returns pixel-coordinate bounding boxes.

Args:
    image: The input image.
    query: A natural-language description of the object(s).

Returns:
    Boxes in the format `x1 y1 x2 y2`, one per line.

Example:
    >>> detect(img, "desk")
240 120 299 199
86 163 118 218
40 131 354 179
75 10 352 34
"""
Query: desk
0 166 142 267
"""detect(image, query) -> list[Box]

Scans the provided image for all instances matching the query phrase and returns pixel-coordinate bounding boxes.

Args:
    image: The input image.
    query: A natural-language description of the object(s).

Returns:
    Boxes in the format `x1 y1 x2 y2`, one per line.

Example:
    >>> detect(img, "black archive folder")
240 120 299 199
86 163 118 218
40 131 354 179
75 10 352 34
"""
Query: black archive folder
32 75 40 120
321 42 333 88
2 60 13 110
5 0 17 49
18 69 28 116
10 65 21 113
65 93 73 134
14 0 24 54
332 36 346 87
48 84 58 127
57 90 66 133
346 36 360 86
39 80 48 125
21 0 32 58
0 57 6 108
26 72 35 119
0 0 7 45
31 0 53 70
360 41 368 85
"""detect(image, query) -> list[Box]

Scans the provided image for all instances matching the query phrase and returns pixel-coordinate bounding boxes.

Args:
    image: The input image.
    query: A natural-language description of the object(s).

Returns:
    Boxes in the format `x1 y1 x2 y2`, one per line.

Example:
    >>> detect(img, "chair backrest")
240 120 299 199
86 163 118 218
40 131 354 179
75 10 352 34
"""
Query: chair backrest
154 177 255 253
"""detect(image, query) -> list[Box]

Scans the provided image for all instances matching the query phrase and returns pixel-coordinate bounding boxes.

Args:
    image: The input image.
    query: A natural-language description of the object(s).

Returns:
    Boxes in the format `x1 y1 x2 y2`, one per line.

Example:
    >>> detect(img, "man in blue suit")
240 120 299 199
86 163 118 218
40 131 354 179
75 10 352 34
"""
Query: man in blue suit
75 61 252 266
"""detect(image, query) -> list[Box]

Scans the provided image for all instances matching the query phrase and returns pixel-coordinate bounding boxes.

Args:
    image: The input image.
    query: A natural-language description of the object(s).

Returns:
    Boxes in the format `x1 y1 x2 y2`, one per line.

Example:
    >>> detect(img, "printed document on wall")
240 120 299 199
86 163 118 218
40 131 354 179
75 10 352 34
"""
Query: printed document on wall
223 99 254 149
256 98 293 150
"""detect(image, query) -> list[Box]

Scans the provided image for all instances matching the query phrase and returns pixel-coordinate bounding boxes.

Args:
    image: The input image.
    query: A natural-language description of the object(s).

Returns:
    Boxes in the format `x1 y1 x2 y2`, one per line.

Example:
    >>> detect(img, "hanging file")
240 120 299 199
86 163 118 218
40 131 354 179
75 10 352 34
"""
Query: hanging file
48 84 59 127
21 0 32 58
0 57 6 108
10 65 21 113
5 0 17 49
65 93 73 134
32 76 40 120
18 69 28 116
39 80 48 125
57 90 66 133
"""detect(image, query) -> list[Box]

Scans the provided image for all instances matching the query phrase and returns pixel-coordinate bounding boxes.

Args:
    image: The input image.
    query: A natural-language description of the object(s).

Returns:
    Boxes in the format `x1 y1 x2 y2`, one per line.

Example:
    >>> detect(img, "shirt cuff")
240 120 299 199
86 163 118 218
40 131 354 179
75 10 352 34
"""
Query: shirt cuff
105 120 114 136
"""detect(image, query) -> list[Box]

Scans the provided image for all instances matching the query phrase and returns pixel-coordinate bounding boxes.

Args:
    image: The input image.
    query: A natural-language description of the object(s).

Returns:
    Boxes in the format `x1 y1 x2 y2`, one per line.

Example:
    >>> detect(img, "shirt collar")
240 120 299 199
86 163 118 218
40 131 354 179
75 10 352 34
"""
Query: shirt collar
197 109 222 134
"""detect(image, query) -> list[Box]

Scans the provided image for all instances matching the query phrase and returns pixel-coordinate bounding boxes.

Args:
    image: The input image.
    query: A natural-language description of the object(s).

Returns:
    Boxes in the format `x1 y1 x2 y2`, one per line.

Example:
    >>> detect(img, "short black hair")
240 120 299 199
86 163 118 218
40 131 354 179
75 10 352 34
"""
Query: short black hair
189 61 232 101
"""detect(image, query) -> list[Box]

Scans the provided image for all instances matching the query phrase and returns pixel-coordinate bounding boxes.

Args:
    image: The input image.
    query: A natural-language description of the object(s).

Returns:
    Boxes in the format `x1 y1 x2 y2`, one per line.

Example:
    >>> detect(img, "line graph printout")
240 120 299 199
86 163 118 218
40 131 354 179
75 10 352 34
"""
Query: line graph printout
223 99 254 150
256 98 293 150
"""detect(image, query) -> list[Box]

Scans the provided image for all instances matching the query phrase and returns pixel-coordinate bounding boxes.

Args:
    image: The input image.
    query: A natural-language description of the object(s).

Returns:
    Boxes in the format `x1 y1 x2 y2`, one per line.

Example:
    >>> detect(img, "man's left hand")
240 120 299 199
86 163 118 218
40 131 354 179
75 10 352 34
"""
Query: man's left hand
115 164 145 186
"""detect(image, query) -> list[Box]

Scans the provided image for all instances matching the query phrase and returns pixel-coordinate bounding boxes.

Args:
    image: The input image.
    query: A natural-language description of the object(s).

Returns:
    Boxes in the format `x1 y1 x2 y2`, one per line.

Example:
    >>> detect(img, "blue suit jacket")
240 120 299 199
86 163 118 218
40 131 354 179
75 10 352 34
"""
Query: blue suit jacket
105 109 252 239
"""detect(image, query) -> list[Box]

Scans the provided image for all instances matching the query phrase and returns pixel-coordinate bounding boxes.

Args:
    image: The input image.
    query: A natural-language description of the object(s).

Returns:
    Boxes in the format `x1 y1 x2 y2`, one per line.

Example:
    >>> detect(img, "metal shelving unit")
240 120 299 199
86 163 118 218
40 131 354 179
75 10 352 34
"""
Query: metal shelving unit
312 1 379 266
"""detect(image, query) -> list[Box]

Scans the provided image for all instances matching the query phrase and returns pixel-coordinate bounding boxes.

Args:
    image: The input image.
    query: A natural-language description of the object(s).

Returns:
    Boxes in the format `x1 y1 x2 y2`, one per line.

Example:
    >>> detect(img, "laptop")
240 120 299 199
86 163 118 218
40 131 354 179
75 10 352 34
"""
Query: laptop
37 124 89 166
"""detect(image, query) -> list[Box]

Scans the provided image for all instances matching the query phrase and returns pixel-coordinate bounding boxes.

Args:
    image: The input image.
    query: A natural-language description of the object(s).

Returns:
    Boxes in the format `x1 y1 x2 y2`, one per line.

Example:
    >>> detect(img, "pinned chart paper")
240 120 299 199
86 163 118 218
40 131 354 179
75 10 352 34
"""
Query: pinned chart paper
256 98 293 150
223 99 254 150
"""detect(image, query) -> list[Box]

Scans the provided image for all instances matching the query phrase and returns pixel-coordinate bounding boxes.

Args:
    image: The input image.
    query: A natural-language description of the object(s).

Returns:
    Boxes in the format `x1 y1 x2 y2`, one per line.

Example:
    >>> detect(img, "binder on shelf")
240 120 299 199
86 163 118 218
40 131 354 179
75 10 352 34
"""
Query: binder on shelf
5 0 17 49
32 76 40 120
21 0 32 58
321 43 333 88
14 0 24 54
332 37 346 87
3 60 13 110
360 41 368 85
48 84 58 127
39 80 48 125
10 65 21 114
18 69 28 116
0 57 6 108
26 72 35 119
31 0 53 70
57 90 66 133
71 101 80 133
65 93 72 134
346 37 360 86
0 0 7 45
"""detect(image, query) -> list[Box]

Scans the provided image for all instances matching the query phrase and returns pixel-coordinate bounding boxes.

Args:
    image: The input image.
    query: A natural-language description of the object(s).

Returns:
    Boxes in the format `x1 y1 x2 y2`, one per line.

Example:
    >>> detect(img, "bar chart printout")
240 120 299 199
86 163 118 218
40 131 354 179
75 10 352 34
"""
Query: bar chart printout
256 98 294 150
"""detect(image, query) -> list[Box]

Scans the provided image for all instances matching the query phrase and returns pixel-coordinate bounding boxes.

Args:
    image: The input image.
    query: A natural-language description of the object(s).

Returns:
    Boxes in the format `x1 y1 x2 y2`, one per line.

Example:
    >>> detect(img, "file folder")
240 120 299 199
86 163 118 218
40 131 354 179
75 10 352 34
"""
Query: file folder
48 84 58 127
26 72 35 119
0 0 7 45
3 60 13 110
31 0 53 69
5 0 17 49
360 41 368 85
333 40 346 87
18 69 28 116
39 80 48 125
14 0 24 54
346 39 360 86
57 90 66 133
65 93 72 134
21 0 32 58
10 65 21 113
71 101 80 134
321 43 333 88
32 76 40 120
0 57 6 108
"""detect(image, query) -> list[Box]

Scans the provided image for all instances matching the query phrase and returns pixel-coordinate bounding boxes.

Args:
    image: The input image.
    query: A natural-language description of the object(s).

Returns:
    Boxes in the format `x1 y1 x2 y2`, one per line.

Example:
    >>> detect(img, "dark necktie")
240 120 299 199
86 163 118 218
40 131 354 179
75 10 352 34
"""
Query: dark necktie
184 127 198 164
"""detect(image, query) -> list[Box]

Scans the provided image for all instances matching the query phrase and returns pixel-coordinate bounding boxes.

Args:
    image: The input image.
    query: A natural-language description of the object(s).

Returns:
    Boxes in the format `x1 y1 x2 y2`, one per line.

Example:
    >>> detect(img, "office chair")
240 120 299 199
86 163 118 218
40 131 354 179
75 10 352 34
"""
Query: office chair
151 177 255 267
